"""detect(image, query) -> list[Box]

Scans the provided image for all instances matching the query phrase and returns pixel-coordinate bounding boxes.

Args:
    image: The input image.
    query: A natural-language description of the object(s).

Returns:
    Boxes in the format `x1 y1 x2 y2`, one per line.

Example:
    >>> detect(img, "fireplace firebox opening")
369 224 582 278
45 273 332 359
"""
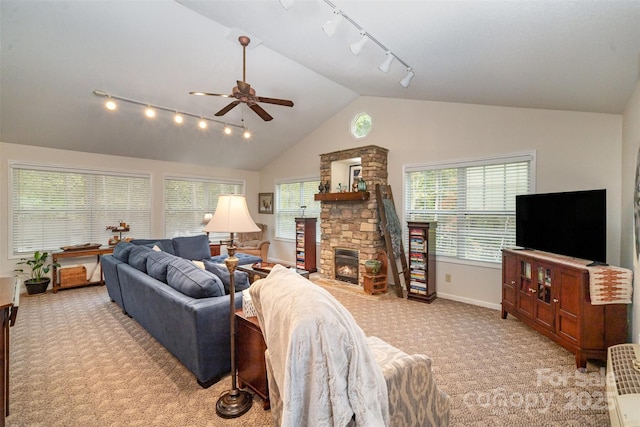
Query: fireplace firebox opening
334 248 359 284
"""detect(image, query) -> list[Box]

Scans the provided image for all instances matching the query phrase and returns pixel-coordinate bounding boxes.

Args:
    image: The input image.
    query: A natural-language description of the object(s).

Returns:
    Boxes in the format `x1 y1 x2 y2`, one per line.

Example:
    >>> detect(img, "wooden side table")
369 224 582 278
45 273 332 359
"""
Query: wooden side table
209 243 221 257
235 309 269 409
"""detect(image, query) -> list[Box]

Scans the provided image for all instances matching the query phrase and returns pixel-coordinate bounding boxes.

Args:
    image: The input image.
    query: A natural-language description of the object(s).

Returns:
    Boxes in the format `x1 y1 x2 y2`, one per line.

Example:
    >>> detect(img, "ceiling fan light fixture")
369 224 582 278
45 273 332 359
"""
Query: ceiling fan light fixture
198 118 208 129
378 51 395 73
350 32 368 56
322 9 343 37
145 106 156 118
400 68 415 88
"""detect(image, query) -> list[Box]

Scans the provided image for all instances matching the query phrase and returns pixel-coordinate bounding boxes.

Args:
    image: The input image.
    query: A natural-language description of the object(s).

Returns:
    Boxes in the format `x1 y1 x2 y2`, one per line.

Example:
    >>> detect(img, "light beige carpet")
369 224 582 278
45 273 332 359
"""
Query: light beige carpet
8 280 611 426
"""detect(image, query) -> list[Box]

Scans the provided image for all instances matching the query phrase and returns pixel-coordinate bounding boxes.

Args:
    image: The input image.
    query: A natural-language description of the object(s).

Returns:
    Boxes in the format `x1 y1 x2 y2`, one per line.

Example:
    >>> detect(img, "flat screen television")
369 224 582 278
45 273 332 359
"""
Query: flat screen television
515 189 606 263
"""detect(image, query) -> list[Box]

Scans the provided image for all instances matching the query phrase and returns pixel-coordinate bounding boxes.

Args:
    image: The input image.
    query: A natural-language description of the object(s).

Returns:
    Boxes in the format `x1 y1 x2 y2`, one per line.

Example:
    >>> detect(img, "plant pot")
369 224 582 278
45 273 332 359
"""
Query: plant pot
364 260 381 275
25 278 50 295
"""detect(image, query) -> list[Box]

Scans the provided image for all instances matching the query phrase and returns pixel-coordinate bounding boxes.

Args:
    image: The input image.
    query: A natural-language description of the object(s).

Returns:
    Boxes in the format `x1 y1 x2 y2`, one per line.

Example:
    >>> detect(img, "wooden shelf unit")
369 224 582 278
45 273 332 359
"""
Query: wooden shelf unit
295 217 317 273
501 249 628 369
407 221 437 303
235 309 269 409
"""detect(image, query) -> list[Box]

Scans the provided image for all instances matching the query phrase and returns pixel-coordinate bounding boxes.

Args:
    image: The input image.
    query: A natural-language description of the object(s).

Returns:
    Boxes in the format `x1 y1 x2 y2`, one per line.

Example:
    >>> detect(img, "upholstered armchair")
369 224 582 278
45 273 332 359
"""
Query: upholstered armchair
235 223 270 261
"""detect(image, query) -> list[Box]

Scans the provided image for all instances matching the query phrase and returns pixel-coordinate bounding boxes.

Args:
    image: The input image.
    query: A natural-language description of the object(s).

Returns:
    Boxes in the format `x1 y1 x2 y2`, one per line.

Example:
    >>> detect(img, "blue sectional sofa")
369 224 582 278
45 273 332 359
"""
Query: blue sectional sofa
101 234 261 388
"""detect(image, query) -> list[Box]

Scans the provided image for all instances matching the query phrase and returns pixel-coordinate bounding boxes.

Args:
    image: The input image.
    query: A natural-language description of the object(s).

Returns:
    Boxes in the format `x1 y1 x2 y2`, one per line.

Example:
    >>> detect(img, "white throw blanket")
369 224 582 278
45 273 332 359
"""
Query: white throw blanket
250 265 389 427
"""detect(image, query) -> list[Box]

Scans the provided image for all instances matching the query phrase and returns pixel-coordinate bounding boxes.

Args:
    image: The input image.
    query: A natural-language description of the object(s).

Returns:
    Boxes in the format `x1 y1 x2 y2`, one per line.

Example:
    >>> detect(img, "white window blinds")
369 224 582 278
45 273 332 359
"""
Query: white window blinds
164 177 244 240
11 164 151 255
404 154 533 263
275 179 321 240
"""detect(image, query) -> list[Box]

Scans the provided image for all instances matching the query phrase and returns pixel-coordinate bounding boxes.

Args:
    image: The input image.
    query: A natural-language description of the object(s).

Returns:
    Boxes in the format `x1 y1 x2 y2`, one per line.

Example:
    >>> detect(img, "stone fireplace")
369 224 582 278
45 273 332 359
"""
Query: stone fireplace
317 145 388 287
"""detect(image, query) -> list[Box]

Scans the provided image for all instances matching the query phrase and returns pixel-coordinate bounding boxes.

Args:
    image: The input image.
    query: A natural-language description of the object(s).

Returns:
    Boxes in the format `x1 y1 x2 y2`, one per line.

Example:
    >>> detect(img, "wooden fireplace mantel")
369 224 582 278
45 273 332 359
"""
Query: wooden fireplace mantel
314 192 370 202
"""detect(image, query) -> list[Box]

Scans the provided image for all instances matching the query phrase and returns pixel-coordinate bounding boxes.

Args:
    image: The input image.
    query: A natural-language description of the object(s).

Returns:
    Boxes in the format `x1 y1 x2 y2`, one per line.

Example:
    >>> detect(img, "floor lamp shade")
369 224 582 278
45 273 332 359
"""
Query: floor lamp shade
204 194 260 234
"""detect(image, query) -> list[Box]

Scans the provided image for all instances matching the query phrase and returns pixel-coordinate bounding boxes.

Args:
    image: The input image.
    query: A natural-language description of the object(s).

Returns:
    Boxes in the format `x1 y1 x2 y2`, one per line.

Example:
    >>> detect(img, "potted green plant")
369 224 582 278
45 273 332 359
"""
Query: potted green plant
15 250 60 295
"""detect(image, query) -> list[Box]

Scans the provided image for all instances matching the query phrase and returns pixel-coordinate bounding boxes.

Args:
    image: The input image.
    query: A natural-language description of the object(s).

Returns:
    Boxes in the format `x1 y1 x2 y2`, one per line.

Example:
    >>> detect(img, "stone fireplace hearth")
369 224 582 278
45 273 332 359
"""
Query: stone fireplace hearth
317 145 388 287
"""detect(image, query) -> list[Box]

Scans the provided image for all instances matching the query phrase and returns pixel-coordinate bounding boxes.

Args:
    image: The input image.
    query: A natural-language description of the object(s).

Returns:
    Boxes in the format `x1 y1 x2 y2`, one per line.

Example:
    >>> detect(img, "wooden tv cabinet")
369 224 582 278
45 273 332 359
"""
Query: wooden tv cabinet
501 249 628 369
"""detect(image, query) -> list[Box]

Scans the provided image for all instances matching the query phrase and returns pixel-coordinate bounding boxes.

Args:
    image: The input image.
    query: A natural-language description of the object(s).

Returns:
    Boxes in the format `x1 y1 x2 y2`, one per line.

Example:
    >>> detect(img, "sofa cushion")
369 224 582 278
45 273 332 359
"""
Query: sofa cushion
146 250 177 283
204 261 250 294
166 258 224 299
173 235 211 261
113 241 135 262
131 239 176 255
129 245 153 272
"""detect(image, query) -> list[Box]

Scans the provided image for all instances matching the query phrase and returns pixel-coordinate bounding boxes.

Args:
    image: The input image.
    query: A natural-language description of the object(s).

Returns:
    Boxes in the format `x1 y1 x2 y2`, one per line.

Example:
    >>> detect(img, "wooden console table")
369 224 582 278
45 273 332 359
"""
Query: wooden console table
52 247 114 293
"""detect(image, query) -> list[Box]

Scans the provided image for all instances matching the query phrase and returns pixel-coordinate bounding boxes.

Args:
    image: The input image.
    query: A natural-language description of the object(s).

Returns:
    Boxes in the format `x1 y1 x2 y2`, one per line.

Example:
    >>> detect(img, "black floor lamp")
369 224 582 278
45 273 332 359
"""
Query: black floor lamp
204 194 260 418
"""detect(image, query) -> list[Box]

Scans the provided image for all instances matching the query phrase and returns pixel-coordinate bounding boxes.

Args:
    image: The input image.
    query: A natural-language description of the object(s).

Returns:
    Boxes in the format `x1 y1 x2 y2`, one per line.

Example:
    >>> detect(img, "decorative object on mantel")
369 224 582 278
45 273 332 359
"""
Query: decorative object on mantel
358 177 367 191
324 181 330 193
318 183 325 193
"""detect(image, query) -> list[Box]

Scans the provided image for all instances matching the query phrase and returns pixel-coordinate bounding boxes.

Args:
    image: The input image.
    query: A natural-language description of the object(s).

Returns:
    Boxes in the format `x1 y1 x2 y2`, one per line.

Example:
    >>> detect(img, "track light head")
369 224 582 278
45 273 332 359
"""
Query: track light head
400 68 415 88
349 32 368 56
322 9 343 37
243 128 251 139
378 51 395 73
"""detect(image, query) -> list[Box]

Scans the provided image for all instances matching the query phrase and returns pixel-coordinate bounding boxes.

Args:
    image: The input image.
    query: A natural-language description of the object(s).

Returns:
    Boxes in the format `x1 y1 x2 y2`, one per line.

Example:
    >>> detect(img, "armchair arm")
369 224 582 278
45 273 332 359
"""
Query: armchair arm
258 240 270 262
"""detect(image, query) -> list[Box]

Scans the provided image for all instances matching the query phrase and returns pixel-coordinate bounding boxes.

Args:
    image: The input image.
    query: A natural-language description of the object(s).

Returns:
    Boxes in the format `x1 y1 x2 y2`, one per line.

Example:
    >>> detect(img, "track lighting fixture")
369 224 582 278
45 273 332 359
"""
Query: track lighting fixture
400 68 415 88
243 129 251 139
105 98 117 111
349 32 368 56
92 89 248 135
378 51 395 73
322 9 343 37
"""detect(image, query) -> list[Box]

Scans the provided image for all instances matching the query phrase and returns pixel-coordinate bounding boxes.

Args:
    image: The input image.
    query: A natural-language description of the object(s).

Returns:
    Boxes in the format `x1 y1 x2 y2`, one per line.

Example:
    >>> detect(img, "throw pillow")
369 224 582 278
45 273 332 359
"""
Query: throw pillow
192 260 205 270
204 261 250 294
166 258 224 298
128 245 153 273
113 241 135 262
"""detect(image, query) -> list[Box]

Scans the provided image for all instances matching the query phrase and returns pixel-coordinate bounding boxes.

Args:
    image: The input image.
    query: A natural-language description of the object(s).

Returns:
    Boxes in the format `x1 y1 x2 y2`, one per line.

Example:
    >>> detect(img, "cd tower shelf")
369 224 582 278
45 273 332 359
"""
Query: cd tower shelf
295 217 317 273
407 221 437 303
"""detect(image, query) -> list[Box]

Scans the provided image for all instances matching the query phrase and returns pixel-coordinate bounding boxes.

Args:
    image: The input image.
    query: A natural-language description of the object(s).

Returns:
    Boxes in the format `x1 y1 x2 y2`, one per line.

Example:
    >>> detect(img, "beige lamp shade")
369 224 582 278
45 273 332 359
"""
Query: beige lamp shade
203 194 260 234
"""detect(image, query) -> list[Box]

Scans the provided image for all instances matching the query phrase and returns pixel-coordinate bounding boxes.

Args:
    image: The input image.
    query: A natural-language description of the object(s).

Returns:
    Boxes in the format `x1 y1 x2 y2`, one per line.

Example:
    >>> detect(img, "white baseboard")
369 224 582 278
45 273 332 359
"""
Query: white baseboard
436 291 501 311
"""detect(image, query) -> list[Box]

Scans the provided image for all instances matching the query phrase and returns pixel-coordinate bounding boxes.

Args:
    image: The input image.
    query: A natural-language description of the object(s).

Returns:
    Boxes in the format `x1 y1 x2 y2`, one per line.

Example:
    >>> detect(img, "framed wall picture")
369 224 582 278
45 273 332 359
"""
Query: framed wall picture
349 164 362 191
259 192 274 214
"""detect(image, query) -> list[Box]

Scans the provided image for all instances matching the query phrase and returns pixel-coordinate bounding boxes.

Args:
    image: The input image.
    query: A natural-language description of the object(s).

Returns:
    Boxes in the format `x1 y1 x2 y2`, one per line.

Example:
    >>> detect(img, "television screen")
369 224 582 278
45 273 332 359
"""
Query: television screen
515 189 606 263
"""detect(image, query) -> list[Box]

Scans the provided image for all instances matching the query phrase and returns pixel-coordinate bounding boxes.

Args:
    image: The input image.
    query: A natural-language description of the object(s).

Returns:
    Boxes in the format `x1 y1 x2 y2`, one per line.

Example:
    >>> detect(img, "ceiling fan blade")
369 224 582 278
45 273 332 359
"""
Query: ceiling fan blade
249 103 273 121
189 91 231 97
257 97 294 107
236 80 251 95
215 101 241 116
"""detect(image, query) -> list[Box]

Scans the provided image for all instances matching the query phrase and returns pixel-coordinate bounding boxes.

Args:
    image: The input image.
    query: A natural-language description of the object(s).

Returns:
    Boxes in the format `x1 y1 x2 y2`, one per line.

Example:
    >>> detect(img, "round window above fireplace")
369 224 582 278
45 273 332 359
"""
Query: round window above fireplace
350 112 372 139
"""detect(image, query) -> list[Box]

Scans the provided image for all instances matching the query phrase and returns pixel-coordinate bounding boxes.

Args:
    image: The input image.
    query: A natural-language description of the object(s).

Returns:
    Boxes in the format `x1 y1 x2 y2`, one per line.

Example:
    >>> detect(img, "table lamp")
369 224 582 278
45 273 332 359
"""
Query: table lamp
203 194 259 418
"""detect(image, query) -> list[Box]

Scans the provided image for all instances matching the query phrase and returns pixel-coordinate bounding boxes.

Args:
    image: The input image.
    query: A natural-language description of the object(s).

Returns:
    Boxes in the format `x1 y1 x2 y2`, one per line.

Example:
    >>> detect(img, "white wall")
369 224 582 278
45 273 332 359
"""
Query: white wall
0 142 259 278
260 96 623 309
622 79 640 342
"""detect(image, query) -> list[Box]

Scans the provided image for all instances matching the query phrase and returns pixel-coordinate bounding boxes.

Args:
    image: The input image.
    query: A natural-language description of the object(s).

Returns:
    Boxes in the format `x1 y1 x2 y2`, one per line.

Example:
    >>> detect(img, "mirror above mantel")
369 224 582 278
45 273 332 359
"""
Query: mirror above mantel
330 157 361 193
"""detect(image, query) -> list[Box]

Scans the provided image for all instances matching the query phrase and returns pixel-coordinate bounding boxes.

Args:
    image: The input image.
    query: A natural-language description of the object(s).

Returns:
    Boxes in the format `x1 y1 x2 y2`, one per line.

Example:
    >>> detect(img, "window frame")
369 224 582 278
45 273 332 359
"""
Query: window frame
403 152 536 266
163 174 245 241
274 177 322 242
9 162 151 258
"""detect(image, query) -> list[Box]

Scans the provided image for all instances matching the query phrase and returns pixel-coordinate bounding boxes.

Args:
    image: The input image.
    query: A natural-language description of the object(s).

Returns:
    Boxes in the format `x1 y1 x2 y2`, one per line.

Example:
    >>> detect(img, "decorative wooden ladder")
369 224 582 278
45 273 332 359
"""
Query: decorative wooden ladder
375 184 410 298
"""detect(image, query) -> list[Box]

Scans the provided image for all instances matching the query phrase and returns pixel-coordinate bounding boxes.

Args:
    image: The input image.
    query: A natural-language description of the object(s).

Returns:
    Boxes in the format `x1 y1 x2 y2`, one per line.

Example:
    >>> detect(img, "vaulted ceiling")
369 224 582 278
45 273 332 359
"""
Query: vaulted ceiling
2 1 639 171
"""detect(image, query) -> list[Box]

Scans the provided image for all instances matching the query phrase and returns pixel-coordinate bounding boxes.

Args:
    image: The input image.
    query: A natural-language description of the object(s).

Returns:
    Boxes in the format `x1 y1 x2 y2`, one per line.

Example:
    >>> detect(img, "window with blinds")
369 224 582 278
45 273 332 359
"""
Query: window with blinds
275 179 321 241
404 153 534 263
164 176 244 240
11 164 151 256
